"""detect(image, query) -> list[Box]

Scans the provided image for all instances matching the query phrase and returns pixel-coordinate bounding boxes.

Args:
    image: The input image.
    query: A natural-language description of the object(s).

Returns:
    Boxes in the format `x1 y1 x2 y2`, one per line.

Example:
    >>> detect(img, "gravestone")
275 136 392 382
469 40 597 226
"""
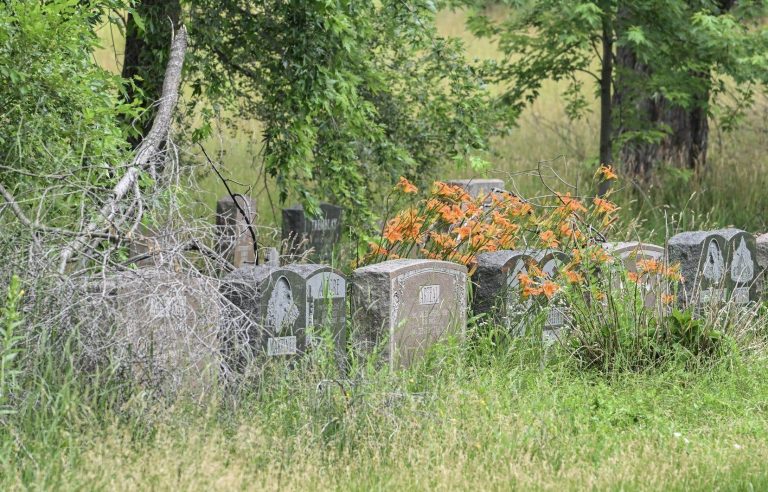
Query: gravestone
531 249 571 341
99 269 222 397
282 203 343 262
473 250 536 330
351 259 467 368
668 228 758 307
221 264 346 362
216 195 257 268
757 234 768 299
602 242 666 307
446 178 505 201
474 249 570 340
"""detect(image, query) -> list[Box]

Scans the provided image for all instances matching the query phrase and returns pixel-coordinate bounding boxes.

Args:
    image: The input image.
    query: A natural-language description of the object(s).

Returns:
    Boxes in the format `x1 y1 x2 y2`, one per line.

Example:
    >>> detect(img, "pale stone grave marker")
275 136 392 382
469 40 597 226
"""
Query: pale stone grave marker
531 249 571 342
221 264 346 362
282 203 343 262
216 195 257 268
446 178 505 202
351 259 467 368
602 242 665 307
668 228 758 307
99 269 222 397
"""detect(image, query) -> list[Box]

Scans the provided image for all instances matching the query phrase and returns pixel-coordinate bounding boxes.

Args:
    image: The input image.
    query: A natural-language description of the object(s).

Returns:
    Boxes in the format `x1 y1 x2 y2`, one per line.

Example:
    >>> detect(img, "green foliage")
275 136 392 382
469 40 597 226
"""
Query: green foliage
0 276 23 415
461 0 768 166
187 0 497 228
0 0 135 225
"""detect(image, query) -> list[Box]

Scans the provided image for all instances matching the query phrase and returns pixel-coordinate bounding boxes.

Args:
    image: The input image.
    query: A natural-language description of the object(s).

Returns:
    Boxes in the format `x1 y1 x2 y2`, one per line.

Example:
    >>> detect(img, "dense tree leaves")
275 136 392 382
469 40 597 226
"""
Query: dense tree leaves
461 0 768 178
186 1 498 229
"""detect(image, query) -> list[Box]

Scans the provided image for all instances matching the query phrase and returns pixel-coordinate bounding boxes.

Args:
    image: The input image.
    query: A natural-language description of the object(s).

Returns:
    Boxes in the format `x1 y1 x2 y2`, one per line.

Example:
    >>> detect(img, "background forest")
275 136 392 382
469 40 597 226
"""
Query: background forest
2 1 768 490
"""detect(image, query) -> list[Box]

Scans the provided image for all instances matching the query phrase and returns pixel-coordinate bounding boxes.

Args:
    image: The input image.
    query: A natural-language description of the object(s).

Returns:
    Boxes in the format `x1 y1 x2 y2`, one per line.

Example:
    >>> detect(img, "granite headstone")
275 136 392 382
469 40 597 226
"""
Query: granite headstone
351 259 467 368
282 203 343 262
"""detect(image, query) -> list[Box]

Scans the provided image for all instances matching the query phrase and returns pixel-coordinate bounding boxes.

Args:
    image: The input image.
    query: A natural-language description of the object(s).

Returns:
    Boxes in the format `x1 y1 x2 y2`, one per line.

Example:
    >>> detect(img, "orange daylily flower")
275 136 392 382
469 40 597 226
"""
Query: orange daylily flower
522 285 543 298
439 205 464 224
540 230 559 248
597 164 618 180
662 293 675 305
396 176 418 194
541 281 560 299
368 242 388 256
557 193 587 213
564 270 584 284
593 197 619 214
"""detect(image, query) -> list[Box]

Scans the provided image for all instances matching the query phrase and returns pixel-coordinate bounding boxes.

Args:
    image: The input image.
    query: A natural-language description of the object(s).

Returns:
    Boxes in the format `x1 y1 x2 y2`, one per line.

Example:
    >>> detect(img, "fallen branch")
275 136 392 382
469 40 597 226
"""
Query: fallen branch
57 26 188 273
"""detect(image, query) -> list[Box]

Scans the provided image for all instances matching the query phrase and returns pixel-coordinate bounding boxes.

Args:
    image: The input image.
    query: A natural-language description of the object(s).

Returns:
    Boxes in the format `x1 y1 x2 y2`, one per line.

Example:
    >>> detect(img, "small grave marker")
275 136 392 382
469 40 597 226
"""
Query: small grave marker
282 203 343 262
446 178 505 202
351 259 467 368
216 195 257 268
602 242 666 307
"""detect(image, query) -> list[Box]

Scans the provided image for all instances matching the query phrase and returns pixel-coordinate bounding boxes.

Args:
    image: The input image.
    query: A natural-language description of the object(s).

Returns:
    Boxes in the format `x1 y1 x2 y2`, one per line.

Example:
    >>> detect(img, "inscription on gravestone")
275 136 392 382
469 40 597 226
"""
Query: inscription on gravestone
216 195 257 268
668 228 758 307
221 264 347 362
351 259 467 368
282 203 343 262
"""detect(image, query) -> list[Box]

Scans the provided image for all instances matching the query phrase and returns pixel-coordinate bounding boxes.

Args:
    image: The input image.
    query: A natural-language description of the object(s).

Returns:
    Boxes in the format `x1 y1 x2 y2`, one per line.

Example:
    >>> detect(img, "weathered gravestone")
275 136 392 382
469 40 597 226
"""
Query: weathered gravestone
79 269 222 397
668 228 758 307
216 195 257 268
446 178 505 201
756 233 768 299
221 264 346 363
602 242 666 308
474 249 570 341
351 259 467 368
282 203 343 262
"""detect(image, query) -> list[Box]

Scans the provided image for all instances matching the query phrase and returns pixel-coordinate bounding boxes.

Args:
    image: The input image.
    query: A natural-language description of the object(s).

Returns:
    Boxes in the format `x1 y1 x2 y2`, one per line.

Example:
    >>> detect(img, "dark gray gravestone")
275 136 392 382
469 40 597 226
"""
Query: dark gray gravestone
282 264 347 354
221 264 346 361
216 195 257 268
668 228 758 307
351 259 467 369
602 242 666 308
472 250 536 329
446 179 505 201
282 203 343 262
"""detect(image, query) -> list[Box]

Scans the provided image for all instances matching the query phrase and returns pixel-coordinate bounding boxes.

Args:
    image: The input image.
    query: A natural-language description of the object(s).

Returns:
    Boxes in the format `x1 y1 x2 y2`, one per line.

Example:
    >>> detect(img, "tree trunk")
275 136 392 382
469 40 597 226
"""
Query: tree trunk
597 0 614 196
122 0 182 148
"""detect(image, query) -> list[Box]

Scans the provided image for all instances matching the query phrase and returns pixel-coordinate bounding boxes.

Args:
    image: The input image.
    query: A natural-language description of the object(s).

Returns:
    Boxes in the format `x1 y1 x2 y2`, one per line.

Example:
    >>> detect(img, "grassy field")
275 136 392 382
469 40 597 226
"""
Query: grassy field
4 340 768 490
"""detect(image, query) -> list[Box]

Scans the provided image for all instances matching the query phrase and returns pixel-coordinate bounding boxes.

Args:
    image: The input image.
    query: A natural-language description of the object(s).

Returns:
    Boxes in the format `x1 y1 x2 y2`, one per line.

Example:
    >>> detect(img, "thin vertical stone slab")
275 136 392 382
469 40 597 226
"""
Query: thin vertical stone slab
756 233 768 299
472 250 534 321
351 259 467 369
282 203 343 262
668 228 758 306
216 195 257 268
531 249 571 341
602 242 666 307
446 178 505 201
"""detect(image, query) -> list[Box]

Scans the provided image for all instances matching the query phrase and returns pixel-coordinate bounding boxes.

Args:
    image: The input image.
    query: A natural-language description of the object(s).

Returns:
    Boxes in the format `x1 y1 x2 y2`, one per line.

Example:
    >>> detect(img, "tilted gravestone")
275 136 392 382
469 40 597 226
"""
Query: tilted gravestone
282 203 343 262
216 195 257 268
221 264 346 362
474 249 570 341
446 178 505 201
602 242 666 308
668 228 758 307
351 259 467 368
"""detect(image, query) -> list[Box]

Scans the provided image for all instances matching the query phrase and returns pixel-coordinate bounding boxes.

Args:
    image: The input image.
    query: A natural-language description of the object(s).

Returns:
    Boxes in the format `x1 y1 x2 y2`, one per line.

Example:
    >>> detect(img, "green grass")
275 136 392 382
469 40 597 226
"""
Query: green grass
3 341 768 490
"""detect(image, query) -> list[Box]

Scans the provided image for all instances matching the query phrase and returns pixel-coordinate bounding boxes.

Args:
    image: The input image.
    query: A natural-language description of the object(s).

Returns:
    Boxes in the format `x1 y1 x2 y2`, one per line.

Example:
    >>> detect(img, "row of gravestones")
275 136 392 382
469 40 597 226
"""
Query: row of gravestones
213 178 504 267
